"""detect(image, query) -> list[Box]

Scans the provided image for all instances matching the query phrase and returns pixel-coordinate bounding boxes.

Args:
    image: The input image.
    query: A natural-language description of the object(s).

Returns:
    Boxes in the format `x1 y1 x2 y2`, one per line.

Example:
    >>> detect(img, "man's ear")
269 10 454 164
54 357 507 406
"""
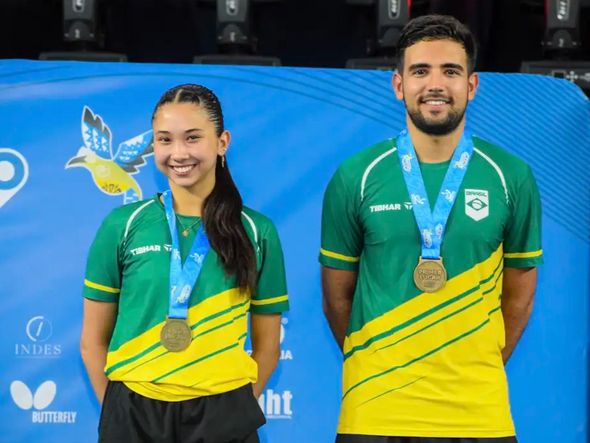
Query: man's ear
392 71 404 101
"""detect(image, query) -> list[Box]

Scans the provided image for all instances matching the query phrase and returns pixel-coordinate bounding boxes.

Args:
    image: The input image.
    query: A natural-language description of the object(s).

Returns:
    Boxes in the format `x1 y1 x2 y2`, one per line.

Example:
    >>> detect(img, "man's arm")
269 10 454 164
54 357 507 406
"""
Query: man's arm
501 267 537 363
321 267 358 351
250 313 281 398
80 298 117 404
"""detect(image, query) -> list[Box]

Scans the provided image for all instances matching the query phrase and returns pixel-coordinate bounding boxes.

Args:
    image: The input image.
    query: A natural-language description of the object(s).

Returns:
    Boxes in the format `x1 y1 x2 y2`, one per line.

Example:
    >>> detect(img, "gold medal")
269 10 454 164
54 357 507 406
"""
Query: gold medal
160 318 192 352
413 257 447 293
182 230 189 237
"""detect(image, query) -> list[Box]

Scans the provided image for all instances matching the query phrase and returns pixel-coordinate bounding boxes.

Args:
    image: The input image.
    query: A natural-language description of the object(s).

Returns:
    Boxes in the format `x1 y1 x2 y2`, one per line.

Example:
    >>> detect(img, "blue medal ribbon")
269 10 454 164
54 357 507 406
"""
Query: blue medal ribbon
396 129 473 260
162 190 210 319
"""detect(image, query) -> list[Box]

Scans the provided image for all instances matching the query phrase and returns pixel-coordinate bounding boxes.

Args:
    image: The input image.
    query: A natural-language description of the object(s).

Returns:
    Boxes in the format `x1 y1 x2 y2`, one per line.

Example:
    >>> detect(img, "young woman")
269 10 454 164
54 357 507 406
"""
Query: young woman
80 84 289 443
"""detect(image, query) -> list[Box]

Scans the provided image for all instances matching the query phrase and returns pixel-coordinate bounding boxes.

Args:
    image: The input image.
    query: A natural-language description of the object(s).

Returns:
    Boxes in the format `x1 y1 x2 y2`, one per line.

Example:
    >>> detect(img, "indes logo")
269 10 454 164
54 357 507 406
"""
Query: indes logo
10 380 76 424
15 316 61 358
258 389 293 420
465 189 489 221
65 106 153 204
0 148 29 209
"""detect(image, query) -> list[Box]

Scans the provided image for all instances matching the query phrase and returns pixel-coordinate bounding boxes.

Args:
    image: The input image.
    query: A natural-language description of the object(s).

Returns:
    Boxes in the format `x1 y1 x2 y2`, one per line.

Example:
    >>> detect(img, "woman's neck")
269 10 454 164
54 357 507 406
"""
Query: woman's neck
169 177 215 216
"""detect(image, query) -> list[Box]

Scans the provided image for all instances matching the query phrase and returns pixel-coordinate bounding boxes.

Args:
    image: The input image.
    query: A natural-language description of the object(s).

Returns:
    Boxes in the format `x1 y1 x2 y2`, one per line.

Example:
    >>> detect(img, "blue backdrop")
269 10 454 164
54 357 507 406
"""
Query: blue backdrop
0 60 588 443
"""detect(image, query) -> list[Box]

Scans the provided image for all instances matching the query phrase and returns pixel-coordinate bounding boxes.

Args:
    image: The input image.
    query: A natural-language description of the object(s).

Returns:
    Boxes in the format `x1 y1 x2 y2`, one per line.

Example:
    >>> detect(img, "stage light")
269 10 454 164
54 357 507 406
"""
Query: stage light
345 0 411 70
520 0 590 95
39 0 127 62
193 0 281 66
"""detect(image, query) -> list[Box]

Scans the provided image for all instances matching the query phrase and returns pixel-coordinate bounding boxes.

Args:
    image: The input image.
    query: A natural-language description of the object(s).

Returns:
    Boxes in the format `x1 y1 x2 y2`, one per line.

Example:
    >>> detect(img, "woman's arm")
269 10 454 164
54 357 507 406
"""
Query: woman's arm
250 313 281 398
80 298 117 404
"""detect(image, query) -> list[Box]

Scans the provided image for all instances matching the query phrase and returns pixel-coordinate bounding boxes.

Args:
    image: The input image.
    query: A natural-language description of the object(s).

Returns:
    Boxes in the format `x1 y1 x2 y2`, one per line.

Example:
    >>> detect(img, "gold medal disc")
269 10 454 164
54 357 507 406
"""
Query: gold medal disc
160 318 192 352
413 258 447 293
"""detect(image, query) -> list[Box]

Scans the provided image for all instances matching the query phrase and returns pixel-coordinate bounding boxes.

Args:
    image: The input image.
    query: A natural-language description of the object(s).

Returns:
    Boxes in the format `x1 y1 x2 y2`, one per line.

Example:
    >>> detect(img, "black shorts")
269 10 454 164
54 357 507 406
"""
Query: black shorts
99 382 265 443
336 436 517 443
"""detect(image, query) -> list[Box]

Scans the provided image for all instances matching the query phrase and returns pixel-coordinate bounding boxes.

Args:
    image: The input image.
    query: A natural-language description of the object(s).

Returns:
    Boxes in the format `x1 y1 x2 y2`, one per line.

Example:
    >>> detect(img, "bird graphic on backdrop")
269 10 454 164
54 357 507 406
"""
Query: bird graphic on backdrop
65 106 153 203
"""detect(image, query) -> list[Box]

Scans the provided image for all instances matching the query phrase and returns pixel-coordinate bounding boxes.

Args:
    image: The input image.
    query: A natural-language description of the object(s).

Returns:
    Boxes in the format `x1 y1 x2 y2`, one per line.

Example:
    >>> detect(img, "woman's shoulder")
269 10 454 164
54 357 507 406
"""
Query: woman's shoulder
100 196 160 230
240 206 279 238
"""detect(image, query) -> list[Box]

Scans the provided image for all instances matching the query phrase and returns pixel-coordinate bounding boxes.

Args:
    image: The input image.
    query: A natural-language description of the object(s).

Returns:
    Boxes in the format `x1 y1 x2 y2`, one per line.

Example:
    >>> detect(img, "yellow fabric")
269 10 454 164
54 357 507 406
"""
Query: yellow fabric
320 248 360 263
504 249 543 259
250 294 289 306
338 244 515 437
84 279 120 294
105 289 258 401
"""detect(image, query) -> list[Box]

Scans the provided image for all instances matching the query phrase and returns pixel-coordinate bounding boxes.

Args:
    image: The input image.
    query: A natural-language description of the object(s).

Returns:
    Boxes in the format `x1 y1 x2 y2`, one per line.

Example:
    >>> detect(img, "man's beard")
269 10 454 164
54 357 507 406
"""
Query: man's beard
406 99 466 136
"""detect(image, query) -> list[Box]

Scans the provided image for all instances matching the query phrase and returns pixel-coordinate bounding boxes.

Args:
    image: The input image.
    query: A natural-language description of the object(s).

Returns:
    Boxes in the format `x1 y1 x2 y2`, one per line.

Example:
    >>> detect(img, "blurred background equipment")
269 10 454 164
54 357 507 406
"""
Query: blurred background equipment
0 0 588 95
345 0 412 70
521 0 590 94
39 0 127 61
193 0 281 66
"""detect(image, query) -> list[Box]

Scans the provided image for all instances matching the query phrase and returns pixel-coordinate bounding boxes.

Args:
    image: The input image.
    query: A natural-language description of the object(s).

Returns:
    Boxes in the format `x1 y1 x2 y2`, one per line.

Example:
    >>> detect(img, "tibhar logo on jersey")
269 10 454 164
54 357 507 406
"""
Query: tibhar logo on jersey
15 316 61 358
65 106 153 204
10 380 77 424
370 203 401 213
0 148 29 209
465 189 489 221
258 389 293 420
371 202 413 213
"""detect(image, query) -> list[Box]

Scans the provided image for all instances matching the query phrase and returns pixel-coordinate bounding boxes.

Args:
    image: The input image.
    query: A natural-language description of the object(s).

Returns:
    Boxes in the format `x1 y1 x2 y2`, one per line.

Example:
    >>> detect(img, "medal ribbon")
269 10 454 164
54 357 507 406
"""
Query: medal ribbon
396 129 473 260
163 190 210 319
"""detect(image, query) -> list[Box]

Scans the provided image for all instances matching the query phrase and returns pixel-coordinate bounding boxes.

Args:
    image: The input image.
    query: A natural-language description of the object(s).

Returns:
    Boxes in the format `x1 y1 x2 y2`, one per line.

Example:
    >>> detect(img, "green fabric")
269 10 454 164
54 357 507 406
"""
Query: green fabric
83 195 289 351
320 136 543 335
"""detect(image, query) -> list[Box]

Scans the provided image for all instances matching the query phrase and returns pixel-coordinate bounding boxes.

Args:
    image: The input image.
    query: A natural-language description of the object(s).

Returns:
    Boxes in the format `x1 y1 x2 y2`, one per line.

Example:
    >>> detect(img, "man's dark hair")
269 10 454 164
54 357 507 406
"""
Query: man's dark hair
396 15 477 74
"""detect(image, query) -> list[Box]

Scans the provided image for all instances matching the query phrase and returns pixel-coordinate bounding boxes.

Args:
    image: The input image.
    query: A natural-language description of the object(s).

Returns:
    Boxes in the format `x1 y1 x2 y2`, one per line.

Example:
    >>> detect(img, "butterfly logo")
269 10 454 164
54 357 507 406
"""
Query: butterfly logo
10 380 56 411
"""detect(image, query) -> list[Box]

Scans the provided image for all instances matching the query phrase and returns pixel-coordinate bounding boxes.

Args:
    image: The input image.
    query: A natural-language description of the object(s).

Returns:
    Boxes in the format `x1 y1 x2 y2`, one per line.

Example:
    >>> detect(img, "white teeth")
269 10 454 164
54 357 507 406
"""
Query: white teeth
425 100 446 105
171 165 194 173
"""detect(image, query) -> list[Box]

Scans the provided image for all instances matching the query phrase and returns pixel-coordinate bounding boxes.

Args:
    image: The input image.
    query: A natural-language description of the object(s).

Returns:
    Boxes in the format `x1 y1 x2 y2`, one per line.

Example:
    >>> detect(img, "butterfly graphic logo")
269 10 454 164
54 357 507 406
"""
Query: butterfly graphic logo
10 381 56 411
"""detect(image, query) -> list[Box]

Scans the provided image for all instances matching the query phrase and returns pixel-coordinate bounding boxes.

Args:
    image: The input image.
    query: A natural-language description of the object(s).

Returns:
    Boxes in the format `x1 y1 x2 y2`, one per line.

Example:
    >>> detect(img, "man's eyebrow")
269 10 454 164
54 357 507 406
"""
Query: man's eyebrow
441 63 465 71
408 63 431 71
408 63 465 71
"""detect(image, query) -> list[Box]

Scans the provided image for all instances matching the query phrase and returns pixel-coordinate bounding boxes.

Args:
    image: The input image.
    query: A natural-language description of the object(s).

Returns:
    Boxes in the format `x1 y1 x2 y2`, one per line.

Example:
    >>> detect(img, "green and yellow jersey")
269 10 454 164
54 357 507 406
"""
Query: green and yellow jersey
84 194 289 402
320 136 542 438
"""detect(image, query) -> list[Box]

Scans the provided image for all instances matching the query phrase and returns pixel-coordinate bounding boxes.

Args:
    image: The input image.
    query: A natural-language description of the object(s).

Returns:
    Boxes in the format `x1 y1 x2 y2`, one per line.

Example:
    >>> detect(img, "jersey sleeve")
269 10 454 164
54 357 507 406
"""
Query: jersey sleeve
250 221 289 314
319 167 363 271
83 210 124 302
503 165 543 268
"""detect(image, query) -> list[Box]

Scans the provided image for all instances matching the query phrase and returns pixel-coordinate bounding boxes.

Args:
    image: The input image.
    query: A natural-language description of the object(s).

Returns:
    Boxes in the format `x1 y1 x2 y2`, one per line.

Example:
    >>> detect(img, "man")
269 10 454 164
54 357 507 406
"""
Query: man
320 15 542 443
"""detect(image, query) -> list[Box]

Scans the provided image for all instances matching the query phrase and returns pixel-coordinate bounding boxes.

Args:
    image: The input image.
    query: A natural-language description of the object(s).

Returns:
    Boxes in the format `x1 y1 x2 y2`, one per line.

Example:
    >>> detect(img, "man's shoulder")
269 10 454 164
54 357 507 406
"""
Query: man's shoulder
472 135 531 178
337 138 398 180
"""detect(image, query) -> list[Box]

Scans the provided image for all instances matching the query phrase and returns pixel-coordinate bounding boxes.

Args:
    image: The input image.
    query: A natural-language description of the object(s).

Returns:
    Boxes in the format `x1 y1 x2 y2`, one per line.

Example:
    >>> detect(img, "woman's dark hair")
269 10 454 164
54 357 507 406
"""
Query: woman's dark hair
396 14 477 74
153 84 257 293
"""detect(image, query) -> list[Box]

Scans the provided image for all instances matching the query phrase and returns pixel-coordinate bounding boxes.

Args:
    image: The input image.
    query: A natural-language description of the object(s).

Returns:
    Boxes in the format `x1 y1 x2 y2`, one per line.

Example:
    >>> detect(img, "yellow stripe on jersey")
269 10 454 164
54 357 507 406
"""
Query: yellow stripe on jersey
251 294 289 306
343 244 504 357
337 244 515 437
105 288 250 381
320 248 360 263
504 249 542 259
84 279 120 294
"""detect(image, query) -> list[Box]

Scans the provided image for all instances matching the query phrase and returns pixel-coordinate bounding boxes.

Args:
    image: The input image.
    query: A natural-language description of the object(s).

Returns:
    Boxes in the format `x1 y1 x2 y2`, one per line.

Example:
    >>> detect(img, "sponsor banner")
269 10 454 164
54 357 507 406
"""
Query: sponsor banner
0 60 588 443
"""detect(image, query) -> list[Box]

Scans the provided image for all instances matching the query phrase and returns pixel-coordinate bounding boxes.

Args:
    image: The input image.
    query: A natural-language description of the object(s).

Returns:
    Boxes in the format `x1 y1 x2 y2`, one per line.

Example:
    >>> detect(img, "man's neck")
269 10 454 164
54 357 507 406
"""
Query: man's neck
168 175 215 216
407 118 465 163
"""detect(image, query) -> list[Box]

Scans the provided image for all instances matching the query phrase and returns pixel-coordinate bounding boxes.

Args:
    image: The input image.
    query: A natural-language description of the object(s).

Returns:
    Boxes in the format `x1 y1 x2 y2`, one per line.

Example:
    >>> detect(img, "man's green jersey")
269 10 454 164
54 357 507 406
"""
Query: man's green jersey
320 136 542 438
84 194 289 402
